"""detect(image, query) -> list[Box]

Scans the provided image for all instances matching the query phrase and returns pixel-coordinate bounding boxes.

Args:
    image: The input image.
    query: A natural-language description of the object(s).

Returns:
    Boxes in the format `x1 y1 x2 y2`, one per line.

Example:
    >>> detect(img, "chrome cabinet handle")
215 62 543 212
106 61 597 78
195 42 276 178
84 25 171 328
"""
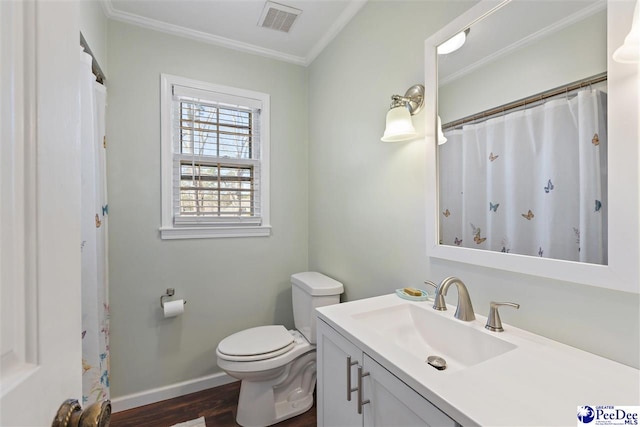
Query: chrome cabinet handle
357 366 370 414
346 356 358 401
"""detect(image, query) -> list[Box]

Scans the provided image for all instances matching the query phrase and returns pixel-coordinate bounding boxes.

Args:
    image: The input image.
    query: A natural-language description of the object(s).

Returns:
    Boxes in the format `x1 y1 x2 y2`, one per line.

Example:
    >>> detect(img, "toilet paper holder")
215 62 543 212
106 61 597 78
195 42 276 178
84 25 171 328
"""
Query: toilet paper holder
160 288 187 308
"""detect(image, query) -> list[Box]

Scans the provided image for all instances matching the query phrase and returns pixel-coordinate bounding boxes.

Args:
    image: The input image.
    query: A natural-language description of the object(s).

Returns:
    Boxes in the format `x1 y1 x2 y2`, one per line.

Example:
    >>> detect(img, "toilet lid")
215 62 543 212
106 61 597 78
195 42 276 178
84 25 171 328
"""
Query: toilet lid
217 325 295 359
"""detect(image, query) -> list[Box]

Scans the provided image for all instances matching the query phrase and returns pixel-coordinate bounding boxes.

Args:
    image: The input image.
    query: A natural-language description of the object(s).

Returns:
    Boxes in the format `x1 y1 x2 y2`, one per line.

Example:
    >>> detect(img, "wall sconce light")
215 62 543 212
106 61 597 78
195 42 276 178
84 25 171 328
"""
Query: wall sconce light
437 116 447 145
381 84 425 142
613 0 640 63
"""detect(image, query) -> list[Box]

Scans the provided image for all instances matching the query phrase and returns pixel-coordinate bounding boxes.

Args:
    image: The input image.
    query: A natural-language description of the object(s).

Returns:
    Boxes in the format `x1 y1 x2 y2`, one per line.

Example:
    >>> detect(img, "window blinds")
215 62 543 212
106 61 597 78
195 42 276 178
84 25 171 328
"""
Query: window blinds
171 84 262 225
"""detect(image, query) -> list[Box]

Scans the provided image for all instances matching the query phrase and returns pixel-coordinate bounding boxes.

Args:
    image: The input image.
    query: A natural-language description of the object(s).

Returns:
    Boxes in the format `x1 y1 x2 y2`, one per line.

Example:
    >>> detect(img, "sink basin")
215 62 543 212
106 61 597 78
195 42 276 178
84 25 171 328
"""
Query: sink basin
351 303 516 372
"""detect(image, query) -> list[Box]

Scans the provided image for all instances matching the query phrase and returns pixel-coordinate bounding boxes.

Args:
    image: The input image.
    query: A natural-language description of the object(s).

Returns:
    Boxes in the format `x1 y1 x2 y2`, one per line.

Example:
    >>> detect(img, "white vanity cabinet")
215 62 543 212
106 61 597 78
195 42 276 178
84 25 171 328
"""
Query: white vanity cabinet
317 318 362 426
317 319 458 427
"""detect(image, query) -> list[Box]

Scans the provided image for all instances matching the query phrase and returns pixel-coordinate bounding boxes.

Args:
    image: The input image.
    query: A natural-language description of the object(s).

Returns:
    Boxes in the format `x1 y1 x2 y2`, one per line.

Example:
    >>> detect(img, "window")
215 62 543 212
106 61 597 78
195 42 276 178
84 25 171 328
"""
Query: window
160 74 270 239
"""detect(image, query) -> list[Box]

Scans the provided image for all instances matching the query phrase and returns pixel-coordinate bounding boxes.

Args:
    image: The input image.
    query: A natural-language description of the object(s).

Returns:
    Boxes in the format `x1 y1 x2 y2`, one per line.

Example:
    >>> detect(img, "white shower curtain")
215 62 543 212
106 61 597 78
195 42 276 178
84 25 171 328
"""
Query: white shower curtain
439 89 607 264
80 49 110 404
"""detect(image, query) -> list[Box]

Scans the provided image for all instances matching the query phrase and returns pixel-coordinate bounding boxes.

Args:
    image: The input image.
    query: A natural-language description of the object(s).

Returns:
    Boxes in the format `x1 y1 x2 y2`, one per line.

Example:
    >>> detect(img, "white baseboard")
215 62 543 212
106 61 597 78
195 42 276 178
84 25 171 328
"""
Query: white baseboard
111 372 237 413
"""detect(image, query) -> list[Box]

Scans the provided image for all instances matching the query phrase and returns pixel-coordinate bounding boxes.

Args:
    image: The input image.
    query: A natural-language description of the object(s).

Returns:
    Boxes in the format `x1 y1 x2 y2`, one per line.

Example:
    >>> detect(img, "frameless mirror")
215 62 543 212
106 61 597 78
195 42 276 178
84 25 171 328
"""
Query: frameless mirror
438 1 607 265
424 0 639 293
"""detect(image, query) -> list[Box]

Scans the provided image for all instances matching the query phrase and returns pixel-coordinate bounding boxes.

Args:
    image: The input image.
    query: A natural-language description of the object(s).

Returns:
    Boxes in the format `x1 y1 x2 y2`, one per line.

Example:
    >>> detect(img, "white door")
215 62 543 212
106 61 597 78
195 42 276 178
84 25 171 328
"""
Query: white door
1 1 83 425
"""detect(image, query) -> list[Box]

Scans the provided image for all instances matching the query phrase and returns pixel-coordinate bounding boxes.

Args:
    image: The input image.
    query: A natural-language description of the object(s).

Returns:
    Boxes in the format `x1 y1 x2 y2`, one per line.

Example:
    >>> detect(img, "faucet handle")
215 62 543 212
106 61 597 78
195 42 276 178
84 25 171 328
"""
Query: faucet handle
423 280 437 290
424 281 446 308
485 301 520 332
423 280 446 309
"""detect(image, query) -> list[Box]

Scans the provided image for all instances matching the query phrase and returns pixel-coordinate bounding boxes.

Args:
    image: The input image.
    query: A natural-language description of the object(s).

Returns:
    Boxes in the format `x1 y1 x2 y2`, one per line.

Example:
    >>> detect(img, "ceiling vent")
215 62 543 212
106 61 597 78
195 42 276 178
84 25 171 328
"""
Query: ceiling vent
258 1 302 33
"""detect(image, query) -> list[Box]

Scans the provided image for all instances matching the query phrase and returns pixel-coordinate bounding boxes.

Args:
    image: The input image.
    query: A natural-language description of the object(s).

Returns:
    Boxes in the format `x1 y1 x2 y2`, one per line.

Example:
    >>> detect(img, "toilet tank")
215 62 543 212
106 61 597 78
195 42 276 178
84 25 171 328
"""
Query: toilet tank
291 272 343 344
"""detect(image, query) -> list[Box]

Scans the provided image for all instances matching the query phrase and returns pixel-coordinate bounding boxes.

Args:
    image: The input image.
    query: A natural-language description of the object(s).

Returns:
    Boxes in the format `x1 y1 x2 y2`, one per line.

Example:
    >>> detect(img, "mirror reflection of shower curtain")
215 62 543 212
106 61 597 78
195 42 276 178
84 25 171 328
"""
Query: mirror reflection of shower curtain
80 49 110 404
439 89 607 265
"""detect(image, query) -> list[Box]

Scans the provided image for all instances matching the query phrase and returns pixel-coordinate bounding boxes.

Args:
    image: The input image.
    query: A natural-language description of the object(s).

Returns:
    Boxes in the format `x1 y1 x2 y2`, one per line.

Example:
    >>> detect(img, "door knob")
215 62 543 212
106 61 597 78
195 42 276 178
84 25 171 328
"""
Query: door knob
52 399 111 427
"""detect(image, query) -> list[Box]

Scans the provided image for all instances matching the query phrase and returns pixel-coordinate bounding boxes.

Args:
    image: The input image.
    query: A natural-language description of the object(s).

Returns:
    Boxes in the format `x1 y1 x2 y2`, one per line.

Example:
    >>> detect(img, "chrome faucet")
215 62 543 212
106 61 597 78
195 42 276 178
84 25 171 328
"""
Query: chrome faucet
432 276 476 321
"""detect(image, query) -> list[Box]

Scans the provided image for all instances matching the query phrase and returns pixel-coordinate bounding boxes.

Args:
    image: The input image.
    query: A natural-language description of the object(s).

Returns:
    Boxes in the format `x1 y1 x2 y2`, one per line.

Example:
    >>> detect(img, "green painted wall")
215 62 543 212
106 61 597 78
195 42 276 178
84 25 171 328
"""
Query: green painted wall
107 20 309 397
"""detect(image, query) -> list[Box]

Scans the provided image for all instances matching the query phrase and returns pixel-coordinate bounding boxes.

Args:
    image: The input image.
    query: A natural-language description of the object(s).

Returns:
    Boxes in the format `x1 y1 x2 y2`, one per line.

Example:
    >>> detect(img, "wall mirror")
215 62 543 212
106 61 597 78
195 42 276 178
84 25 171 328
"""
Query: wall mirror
425 0 639 293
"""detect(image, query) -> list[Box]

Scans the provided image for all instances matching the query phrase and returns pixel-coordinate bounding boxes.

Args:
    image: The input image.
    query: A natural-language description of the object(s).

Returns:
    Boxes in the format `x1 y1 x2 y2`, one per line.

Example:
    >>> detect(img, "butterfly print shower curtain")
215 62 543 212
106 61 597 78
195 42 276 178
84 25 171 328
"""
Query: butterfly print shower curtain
439 89 607 264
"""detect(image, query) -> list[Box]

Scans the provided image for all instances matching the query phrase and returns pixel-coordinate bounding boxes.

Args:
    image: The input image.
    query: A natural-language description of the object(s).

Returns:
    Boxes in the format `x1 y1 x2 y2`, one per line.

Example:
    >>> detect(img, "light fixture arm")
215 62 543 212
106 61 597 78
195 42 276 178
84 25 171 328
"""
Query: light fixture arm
388 84 425 115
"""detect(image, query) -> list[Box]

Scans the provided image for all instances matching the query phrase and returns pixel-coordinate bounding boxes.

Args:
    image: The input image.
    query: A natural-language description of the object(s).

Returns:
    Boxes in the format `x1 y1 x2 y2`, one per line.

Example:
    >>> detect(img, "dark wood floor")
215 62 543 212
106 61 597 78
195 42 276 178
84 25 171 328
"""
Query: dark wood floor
110 381 316 427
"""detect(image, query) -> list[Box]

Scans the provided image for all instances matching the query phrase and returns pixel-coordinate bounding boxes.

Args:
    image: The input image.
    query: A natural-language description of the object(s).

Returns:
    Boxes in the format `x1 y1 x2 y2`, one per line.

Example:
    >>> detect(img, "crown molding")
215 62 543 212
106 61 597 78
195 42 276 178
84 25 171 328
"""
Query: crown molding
99 0 113 17
305 0 368 65
440 0 607 86
101 0 368 67
102 0 307 66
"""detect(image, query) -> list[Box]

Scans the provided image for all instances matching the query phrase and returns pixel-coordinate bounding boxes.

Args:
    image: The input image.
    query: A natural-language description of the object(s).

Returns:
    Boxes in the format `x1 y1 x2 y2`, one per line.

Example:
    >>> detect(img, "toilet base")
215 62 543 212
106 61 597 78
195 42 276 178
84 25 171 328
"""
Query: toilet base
235 351 316 427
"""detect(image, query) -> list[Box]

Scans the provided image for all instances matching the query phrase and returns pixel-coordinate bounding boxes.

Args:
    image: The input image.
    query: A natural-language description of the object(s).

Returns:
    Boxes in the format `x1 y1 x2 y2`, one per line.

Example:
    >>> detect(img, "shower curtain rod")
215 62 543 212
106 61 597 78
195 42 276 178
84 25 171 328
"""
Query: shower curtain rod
442 72 607 131
80 32 106 84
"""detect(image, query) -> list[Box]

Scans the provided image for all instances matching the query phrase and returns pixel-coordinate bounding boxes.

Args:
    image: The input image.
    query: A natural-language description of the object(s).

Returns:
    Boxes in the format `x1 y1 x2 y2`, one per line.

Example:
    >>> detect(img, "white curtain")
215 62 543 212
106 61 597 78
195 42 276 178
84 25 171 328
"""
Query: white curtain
80 49 110 404
439 89 607 264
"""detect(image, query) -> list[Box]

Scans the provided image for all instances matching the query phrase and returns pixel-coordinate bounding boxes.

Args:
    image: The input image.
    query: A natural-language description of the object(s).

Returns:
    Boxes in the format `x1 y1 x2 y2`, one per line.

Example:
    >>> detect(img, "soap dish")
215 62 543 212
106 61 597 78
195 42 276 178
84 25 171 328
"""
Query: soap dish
395 288 430 301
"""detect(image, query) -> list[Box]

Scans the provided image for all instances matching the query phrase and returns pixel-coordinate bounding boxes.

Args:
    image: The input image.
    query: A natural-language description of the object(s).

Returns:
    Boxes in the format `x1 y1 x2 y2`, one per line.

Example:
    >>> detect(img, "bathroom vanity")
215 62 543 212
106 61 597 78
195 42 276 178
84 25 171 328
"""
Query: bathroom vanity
316 294 639 426
317 317 457 426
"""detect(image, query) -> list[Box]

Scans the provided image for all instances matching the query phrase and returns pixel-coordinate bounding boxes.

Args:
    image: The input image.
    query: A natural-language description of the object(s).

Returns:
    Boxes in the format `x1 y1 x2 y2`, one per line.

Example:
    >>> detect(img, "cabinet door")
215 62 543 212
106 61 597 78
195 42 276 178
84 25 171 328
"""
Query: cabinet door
362 355 457 427
317 320 363 427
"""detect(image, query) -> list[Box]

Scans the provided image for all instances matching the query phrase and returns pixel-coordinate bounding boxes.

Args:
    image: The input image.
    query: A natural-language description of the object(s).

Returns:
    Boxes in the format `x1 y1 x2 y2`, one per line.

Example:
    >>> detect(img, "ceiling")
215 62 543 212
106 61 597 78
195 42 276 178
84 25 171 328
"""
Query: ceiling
103 0 368 66
438 0 605 84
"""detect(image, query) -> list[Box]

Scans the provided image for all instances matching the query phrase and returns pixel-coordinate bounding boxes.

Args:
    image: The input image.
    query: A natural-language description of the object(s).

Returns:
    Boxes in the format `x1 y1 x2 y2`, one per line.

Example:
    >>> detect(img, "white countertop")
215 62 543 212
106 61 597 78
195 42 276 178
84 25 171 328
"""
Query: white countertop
316 294 640 426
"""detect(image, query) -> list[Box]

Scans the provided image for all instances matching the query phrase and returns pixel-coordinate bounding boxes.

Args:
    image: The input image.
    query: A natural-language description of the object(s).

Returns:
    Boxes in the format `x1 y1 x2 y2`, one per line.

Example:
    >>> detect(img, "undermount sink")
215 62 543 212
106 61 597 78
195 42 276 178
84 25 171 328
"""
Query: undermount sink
351 303 516 372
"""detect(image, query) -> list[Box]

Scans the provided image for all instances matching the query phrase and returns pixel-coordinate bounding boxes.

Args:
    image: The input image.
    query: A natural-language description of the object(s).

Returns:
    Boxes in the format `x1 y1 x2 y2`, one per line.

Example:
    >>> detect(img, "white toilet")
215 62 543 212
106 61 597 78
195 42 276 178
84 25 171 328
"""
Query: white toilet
216 272 344 427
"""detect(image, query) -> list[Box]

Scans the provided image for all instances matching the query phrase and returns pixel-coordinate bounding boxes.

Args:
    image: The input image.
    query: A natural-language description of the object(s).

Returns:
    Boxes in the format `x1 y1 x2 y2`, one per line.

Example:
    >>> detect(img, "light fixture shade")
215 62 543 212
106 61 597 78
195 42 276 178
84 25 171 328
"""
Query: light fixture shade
437 116 447 145
613 0 640 63
381 106 417 142
437 30 467 55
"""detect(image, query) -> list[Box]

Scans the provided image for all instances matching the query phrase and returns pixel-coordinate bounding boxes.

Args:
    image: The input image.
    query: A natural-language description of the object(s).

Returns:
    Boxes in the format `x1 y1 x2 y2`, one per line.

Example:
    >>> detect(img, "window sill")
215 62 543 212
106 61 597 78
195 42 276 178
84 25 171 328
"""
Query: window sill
159 225 271 240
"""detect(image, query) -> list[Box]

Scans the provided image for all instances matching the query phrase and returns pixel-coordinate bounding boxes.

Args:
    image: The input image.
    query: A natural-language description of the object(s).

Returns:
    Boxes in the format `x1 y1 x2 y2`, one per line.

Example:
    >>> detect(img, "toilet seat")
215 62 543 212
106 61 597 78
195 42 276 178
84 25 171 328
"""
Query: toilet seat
217 325 295 362
217 329 314 374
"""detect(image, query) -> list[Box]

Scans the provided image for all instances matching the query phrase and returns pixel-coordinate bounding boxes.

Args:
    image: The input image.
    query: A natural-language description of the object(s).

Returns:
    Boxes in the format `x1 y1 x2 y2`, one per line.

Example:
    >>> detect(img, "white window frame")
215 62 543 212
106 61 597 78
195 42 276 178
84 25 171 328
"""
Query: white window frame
160 74 270 239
